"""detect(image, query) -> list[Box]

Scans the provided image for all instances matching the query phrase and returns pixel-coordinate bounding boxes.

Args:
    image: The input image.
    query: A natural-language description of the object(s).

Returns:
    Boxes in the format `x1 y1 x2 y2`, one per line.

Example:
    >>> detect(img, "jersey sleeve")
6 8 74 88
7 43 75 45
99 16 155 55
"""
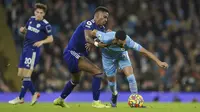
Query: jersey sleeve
44 24 52 36
25 17 32 28
126 36 143 51
25 21 29 28
96 31 114 43
83 20 94 30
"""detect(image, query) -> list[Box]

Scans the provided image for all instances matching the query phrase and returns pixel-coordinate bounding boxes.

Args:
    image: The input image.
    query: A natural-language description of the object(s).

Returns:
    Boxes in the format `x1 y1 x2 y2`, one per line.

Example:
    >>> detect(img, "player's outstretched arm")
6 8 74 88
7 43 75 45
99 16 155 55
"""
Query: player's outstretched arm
91 30 111 47
33 35 53 47
85 30 109 47
139 47 169 69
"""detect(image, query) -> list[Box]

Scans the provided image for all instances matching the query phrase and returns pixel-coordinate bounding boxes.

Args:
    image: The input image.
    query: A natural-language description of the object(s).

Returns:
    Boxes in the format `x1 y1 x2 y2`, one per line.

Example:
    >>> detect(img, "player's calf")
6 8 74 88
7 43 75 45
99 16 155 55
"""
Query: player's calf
108 81 118 107
60 80 78 100
31 92 40 106
110 94 118 107
92 73 104 101
127 75 138 94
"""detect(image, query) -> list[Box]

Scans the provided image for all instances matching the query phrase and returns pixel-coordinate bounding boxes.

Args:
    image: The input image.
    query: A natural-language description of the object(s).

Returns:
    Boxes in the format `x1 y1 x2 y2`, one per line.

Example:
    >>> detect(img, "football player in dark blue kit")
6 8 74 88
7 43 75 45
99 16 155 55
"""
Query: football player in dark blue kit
8 3 53 105
53 6 110 108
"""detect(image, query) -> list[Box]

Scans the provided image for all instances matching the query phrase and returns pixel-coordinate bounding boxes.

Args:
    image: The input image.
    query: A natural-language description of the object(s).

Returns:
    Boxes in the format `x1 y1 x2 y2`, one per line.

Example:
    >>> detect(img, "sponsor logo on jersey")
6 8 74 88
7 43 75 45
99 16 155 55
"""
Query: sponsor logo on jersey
28 26 40 33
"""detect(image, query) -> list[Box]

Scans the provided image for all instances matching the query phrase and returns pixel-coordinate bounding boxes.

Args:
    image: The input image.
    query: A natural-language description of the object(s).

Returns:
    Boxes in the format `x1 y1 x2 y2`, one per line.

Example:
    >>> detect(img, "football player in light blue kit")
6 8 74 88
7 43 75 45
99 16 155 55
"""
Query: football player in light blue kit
90 30 169 107
8 3 53 105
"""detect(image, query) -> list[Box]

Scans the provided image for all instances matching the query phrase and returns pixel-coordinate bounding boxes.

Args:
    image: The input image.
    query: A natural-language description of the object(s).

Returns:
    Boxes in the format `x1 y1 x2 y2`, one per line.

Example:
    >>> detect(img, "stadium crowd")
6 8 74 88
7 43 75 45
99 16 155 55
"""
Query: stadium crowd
1 0 200 93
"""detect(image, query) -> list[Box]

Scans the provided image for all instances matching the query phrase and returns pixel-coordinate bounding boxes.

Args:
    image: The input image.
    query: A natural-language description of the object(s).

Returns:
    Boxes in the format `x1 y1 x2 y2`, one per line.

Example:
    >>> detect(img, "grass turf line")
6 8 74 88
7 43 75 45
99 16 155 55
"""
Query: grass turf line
0 102 200 112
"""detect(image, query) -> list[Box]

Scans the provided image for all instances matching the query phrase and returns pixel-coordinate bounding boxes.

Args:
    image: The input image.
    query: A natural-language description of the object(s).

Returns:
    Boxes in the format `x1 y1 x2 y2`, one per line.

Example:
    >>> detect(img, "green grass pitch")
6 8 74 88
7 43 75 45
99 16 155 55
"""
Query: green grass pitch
0 102 200 112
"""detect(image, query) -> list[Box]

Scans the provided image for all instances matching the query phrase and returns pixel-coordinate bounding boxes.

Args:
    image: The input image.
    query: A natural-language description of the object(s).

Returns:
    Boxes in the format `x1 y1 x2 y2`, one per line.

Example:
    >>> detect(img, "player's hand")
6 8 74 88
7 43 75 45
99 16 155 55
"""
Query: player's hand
85 43 94 51
107 29 112 32
158 61 169 69
33 41 44 47
19 27 27 34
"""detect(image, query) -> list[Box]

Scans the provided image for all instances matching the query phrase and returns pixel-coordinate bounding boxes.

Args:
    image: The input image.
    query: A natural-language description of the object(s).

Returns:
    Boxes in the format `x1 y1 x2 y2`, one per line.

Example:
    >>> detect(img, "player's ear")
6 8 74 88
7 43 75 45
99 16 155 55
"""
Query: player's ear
122 41 126 47
43 10 46 16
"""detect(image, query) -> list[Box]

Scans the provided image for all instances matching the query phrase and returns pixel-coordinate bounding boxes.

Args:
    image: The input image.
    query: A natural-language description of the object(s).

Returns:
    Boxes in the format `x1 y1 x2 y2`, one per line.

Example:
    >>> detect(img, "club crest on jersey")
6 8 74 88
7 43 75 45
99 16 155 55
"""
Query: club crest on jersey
36 24 41 28
121 48 125 51
97 34 102 39
29 21 32 24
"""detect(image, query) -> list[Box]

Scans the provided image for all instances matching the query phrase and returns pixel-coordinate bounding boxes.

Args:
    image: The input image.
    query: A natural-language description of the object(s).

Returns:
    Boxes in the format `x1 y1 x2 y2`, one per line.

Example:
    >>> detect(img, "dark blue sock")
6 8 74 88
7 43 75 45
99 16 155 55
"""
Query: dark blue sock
19 77 31 99
92 73 103 101
29 81 36 95
60 81 76 99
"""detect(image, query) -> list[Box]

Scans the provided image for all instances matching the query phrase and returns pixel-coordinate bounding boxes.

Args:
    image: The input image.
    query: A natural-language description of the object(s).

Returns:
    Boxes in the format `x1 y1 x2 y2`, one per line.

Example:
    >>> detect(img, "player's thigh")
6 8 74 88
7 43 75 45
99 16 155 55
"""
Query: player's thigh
17 68 24 77
78 56 102 75
118 52 133 76
22 68 33 77
107 76 116 82
18 48 39 77
64 50 81 73
102 56 117 77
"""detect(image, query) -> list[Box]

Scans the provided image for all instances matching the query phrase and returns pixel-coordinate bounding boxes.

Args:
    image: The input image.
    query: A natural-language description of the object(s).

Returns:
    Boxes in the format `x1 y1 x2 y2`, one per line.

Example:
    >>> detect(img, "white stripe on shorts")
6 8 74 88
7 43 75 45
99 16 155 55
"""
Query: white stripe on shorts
126 51 130 61
70 50 80 59
30 52 36 70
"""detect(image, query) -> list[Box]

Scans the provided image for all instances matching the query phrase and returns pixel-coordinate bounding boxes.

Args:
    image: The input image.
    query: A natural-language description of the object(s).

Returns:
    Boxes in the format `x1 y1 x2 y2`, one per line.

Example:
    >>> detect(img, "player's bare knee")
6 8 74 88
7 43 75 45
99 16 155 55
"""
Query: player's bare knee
93 72 104 79
107 76 116 82
71 80 79 85
17 72 22 77
17 68 23 77
92 67 102 75
92 67 104 78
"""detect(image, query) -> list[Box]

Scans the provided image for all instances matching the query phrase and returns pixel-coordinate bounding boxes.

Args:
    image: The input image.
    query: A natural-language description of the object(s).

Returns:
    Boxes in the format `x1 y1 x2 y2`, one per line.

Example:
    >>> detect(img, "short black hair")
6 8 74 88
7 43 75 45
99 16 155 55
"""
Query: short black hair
115 30 127 40
94 6 109 14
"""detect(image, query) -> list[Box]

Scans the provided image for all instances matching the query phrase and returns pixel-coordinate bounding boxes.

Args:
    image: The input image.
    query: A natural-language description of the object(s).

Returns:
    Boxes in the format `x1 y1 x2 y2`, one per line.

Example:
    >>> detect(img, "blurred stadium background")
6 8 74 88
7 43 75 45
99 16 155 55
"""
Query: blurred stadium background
0 0 200 102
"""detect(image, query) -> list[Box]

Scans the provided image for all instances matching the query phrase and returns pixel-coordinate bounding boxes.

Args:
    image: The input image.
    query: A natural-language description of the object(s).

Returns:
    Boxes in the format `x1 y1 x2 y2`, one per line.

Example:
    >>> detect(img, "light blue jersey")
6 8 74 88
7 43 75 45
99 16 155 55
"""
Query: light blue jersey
96 31 142 58
95 31 143 76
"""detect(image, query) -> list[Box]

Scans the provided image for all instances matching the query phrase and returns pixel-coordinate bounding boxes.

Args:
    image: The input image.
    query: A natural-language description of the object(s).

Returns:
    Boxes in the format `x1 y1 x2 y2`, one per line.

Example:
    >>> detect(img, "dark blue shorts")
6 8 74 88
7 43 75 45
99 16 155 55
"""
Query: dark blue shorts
64 50 83 73
18 48 40 69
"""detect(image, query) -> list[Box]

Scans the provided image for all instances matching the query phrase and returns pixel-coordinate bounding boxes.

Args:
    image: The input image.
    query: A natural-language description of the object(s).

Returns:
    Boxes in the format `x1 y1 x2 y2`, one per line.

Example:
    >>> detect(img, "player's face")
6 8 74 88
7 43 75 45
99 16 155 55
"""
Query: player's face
34 8 45 20
96 11 109 26
115 39 126 48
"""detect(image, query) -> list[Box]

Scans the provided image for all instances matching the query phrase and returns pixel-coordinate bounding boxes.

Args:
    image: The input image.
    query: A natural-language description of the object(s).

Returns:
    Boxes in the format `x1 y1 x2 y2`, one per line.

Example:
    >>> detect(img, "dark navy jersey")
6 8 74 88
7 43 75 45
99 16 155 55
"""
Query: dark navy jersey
24 16 52 49
64 19 106 56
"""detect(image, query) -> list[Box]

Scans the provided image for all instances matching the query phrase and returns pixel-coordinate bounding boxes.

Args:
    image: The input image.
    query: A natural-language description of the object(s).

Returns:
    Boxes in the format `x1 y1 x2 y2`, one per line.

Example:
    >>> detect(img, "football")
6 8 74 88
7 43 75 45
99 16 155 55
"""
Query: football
128 94 144 108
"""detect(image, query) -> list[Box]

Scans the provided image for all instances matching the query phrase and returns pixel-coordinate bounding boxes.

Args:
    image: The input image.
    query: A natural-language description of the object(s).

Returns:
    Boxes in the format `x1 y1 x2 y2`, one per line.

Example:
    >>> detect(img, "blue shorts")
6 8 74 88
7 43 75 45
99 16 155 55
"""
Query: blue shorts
102 51 131 77
18 47 40 69
64 50 83 73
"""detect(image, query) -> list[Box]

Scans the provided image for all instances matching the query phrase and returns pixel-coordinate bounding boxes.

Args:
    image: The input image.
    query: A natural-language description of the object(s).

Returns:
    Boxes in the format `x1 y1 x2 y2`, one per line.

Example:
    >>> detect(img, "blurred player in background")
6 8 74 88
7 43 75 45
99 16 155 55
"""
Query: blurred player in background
53 6 110 108
90 30 169 107
8 3 53 105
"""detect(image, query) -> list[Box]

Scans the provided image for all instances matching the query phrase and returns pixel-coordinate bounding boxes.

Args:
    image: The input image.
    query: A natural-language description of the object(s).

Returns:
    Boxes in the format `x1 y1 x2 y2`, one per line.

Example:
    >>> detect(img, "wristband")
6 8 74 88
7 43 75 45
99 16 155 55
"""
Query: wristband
94 41 99 47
